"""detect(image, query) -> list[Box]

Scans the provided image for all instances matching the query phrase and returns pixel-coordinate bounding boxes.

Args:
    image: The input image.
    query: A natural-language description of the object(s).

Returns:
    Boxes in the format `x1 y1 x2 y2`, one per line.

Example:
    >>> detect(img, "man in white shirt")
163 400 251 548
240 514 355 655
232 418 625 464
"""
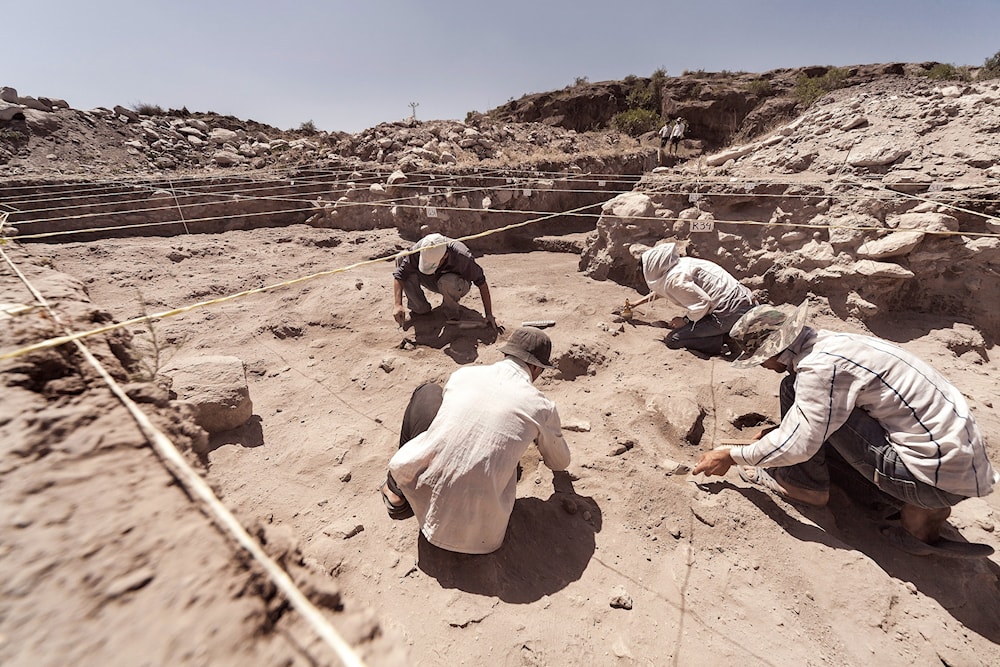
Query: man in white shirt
693 301 998 557
627 242 757 357
380 327 571 554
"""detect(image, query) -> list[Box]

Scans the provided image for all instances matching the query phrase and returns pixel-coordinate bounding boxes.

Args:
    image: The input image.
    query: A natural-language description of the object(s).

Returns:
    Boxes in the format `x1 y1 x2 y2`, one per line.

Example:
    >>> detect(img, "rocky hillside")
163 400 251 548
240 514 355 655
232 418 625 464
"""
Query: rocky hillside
579 76 1000 338
490 62 988 148
0 85 649 180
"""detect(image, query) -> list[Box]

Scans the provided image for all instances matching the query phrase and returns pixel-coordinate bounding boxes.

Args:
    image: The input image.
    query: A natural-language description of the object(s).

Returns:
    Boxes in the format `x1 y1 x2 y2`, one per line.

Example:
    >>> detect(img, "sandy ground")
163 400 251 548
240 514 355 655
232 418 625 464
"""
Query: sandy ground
4 222 995 666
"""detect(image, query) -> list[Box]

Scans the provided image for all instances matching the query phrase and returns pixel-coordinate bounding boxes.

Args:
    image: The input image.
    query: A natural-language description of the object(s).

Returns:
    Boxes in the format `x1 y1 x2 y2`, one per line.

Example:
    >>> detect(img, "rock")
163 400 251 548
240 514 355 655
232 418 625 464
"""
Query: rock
0 100 27 121
562 420 591 433
609 440 635 456
851 259 915 280
882 170 932 193
105 567 155 598
209 128 239 145
856 231 925 259
609 586 633 610
891 211 959 233
847 141 910 167
706 145 754 166
322 520 364 540
846 291 879 318
660 458 692 476
113 105 140 122
212 150 243 167
602 192 653 219
20 96 53 112
164 355 253 433
22 109 61 134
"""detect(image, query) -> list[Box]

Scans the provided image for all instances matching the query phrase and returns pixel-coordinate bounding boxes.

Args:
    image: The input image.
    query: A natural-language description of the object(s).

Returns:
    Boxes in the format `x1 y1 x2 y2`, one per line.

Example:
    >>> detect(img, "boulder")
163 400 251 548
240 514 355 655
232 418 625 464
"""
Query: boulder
847 140 910 167
0 100 26 121
602 192 653 219
19 96 52 112
22 109 61 134
113 105 140 122
212 150 243 167
165 355 253 433
209 128 239 145
891 211 959 233
856 231 925 259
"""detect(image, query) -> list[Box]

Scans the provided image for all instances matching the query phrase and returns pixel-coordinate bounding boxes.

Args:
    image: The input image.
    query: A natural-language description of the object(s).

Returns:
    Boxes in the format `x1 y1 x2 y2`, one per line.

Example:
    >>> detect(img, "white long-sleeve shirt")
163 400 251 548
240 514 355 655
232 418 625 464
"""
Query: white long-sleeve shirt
388 358 570 554
656 256 755 322
730 328 998 498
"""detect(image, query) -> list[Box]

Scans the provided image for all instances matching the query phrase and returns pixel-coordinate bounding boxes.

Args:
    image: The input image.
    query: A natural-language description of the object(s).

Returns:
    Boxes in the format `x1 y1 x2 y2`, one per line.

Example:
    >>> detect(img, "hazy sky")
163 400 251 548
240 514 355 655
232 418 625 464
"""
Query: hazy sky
7 1 999 133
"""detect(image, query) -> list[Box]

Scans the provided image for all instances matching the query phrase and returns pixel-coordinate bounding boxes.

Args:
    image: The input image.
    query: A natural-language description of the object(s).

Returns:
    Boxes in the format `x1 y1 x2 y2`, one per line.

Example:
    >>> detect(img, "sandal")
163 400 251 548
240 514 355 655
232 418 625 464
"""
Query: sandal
380 483 414 520
738 467 829 507
881 525 994 560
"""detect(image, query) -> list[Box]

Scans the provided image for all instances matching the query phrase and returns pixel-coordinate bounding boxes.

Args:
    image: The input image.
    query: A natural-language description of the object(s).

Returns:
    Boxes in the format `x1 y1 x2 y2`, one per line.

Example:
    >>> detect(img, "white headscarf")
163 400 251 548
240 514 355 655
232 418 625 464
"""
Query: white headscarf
641 243 680 296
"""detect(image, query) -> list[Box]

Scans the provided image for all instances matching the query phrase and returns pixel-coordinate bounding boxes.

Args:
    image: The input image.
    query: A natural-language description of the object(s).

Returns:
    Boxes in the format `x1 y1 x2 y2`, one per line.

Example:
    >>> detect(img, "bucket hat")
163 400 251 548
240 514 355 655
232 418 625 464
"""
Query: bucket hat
500 326 554 369
730 300 809 369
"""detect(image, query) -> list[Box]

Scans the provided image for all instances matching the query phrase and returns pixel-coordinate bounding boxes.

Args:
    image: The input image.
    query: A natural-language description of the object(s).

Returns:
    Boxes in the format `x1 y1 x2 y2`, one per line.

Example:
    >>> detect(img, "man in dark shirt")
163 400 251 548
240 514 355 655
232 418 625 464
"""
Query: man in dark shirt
392 233 502 331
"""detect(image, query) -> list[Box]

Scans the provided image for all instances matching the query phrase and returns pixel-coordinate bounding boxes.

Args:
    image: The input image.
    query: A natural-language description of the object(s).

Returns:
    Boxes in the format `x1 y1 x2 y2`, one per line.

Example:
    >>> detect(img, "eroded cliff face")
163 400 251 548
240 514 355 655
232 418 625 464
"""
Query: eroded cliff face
577 75 1000 338
489 62 961 149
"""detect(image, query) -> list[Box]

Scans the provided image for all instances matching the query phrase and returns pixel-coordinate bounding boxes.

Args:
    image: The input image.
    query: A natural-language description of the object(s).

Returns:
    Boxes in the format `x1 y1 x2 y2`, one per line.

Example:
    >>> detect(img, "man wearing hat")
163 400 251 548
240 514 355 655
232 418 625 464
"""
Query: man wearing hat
380 327 571 554
693 301 998 557
392 233 502 331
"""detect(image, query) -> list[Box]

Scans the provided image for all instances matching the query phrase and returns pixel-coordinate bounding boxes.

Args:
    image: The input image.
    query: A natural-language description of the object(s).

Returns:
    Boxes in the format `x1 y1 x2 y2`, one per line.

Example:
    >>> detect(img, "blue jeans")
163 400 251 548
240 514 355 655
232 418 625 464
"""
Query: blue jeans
774 374 965 510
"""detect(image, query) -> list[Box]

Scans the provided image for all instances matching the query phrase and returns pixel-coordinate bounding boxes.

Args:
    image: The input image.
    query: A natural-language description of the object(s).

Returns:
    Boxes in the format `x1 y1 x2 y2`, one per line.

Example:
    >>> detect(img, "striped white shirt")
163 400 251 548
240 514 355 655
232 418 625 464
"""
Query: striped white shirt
730 328 998 498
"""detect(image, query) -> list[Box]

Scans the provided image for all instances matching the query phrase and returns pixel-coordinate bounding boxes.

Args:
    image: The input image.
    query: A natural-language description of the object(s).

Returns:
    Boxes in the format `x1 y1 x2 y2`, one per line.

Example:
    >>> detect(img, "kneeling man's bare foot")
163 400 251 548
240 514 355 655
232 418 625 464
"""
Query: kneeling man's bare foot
900 504 950 543
739 467 830 507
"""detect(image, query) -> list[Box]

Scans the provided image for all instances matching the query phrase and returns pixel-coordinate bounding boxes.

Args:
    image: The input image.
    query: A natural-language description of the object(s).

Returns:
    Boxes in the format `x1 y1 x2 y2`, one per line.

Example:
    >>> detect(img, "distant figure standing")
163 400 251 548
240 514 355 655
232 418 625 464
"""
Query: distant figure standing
658 120 673 150
669 117 687 155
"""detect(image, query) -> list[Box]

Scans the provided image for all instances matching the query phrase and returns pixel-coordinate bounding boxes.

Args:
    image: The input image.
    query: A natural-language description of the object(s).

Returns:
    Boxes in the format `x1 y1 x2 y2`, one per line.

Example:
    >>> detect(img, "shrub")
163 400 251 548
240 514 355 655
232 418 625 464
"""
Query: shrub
923 63 971 82
0 128 26 143
626 86 655 111
574 76 589 87
132 102 164 115
794 67 849 106
979 50 1000 79
298 119 317 134
747 78 773 97
610 108 660 137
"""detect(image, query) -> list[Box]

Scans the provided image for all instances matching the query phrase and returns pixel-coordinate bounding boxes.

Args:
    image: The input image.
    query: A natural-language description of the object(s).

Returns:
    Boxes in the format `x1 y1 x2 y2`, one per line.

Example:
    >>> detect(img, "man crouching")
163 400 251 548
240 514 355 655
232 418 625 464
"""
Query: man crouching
381 327 570 554
693 301 998 558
